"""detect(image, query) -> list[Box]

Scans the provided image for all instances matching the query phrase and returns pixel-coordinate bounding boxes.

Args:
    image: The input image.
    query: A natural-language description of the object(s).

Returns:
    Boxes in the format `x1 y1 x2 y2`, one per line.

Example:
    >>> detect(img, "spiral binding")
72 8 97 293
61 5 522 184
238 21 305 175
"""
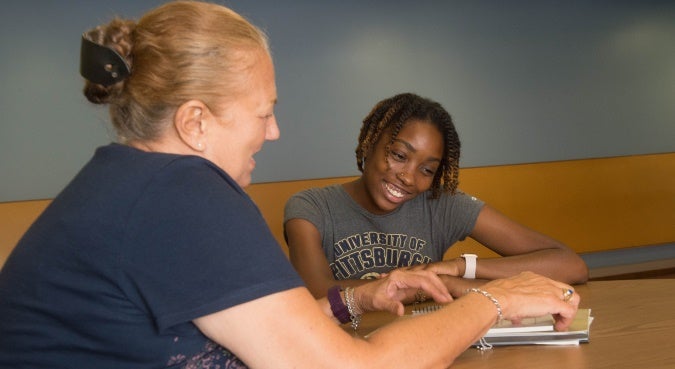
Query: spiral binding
411 304 442 316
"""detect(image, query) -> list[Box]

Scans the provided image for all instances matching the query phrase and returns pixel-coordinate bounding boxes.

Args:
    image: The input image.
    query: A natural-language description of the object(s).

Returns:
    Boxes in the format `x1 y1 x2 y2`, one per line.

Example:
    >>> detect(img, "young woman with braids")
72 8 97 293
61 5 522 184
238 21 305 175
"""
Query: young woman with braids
0 2 580 368
284 93 588 300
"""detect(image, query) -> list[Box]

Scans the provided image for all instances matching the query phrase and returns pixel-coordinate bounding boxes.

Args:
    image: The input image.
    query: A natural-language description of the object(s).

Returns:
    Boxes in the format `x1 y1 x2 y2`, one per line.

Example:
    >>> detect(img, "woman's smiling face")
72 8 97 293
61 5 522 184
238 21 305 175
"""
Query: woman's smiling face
359 119 444 214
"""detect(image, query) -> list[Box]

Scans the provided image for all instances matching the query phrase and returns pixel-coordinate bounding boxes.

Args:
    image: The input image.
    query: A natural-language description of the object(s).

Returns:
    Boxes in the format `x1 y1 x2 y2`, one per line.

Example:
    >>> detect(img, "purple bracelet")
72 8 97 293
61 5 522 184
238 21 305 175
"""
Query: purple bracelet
327 285 351 324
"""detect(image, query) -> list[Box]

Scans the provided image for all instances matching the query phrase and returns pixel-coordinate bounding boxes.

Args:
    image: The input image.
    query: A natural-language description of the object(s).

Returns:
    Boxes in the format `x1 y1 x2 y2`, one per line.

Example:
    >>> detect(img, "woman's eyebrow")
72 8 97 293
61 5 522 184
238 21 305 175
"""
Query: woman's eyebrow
392 138 416 152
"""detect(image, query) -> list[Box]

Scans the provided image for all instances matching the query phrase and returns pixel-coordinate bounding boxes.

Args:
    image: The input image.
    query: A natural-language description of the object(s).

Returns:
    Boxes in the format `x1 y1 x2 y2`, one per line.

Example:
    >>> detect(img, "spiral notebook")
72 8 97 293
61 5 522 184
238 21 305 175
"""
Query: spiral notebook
412 304 555 334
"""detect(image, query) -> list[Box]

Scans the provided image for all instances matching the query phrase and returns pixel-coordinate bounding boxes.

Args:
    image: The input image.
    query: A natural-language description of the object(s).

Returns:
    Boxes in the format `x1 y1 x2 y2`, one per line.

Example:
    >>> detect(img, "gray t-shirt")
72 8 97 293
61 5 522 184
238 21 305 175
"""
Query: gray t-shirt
284 184 484 280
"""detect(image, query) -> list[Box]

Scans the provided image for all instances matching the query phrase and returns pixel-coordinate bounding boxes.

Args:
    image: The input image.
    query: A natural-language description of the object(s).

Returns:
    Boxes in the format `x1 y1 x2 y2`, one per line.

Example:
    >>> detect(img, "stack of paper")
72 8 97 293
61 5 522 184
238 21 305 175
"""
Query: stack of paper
479 308 592 347
412 305 592 347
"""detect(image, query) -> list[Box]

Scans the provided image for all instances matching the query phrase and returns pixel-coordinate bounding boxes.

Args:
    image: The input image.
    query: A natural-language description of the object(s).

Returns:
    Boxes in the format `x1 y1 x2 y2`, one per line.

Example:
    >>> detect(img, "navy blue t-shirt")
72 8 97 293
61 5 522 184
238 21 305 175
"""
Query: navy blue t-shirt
0 144 303 368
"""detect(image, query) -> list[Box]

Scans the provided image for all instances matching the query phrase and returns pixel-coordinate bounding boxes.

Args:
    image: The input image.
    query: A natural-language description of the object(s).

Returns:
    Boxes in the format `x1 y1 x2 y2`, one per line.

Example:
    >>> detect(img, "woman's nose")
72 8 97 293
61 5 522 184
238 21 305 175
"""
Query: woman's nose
266 117 280 141
396 170 413 186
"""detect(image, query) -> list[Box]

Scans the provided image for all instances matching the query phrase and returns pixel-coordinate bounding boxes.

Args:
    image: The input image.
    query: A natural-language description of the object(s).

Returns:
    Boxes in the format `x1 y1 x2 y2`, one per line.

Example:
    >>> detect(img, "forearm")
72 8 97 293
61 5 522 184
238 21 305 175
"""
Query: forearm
198 273 578 369
312 289 498 368
308 277 372 299
472 249 588 284
319 269 454 322
467 204 589 284
319 298 336 322
316 285 369 324
364 292 498 368
439 275 487 297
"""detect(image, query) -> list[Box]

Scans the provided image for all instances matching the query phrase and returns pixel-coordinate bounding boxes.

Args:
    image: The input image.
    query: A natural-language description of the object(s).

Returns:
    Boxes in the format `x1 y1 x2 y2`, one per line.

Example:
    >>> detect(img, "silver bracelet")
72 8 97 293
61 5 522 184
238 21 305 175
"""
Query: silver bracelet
466 288 503 323
344 287 362 330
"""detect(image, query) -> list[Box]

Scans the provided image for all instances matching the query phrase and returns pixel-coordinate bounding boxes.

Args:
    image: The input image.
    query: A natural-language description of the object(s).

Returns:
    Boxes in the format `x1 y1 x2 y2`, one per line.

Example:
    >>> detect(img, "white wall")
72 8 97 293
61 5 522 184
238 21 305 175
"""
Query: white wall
2 0 674 201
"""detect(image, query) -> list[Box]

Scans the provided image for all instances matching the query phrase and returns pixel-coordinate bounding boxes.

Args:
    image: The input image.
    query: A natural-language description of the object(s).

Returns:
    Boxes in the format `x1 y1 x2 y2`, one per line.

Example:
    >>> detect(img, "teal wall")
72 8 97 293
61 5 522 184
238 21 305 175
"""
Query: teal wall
2 1 674 201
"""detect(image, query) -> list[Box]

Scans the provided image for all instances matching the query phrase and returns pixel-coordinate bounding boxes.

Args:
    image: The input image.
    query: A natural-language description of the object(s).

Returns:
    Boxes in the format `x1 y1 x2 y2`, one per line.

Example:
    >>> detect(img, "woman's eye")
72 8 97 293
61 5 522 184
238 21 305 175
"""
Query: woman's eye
391 151 406 161
422 167 436 176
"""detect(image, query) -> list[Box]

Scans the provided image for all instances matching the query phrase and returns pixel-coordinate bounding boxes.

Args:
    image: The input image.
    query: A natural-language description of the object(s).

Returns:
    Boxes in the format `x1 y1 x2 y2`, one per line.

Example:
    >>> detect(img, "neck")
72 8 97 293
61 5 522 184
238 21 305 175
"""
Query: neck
127 137 197 156
343 178 381 214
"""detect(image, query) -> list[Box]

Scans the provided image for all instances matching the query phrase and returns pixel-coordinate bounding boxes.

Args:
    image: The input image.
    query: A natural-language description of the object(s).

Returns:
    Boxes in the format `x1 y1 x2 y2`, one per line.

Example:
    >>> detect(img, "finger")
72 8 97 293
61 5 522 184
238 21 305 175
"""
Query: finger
552 302 579 331
384 270 451 303
387 301 405 316
549 281 579 305
401 272 452 303
371 293 405 315
548 286 581 330
406 264 428 272
422 263 448 275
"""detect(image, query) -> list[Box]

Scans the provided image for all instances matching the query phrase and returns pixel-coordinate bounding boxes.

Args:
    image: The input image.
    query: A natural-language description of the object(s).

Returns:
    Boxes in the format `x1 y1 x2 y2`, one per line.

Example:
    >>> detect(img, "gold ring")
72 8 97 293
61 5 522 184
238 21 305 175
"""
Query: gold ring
415 289 427 303
562 288 574 302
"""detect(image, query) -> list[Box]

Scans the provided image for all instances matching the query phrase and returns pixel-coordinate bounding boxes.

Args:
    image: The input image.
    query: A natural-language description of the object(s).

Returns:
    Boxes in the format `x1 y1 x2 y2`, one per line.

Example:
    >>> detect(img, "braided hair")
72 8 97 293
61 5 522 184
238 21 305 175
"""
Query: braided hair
355 93 461 198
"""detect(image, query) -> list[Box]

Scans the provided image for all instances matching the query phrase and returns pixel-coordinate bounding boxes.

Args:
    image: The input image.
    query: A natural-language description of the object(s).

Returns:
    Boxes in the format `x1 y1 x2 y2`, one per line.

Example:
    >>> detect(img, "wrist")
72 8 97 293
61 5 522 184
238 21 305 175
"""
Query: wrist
465 287 503 324
350 285 366 315
344 286 363 330
327 286 351 324
455 257 466 277
440 274 476 297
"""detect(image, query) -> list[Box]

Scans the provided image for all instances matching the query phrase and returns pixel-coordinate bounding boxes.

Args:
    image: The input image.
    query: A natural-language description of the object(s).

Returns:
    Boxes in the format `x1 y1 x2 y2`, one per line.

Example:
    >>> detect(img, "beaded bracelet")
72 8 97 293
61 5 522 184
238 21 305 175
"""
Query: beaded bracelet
466 288 503 324
327 286 351 324
344 287 362 330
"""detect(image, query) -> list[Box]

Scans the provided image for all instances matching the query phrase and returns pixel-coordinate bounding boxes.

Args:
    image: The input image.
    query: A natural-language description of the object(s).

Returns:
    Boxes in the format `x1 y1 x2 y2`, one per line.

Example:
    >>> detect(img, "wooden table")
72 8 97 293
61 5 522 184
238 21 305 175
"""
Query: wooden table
349 279 675 369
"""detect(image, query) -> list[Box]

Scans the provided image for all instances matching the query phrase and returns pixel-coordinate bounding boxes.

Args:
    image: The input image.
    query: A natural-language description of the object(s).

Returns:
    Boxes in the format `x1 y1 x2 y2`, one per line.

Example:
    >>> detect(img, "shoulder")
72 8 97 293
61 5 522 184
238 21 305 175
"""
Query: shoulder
294 184 343 198
287 184 344 206
413 190 484 214
284 184 349 225
126 152 256 227
437 190 483 206
94 143 244 196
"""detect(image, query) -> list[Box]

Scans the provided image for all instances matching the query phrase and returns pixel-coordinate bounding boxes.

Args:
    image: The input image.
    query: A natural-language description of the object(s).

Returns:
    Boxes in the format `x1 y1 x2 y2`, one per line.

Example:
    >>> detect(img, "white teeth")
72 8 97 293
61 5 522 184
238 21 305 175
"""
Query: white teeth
385 183 404 198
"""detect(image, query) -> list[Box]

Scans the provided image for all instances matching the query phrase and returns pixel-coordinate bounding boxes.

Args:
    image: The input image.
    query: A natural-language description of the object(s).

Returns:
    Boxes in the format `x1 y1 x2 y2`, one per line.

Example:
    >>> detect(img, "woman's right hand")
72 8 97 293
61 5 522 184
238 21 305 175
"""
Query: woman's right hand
478 271 580 331
354 268 453 316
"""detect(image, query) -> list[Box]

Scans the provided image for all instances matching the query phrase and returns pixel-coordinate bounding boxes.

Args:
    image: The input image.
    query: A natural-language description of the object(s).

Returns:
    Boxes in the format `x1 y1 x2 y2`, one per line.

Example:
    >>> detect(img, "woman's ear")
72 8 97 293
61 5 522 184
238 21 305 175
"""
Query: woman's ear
174 100 207 152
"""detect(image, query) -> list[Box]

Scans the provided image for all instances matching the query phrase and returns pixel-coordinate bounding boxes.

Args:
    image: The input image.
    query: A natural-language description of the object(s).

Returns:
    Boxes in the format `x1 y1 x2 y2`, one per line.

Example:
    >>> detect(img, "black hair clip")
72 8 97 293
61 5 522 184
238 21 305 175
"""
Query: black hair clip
79 35 131 86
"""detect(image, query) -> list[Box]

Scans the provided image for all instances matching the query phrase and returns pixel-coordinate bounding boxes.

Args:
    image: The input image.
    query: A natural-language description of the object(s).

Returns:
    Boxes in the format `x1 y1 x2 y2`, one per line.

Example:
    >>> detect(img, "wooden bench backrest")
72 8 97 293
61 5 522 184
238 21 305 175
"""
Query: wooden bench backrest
2 152 673 267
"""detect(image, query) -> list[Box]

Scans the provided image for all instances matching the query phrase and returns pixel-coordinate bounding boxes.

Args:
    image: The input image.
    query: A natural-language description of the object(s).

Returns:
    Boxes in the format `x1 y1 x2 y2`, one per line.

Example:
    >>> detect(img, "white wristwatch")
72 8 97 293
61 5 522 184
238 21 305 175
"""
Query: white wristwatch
461 253 477 279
